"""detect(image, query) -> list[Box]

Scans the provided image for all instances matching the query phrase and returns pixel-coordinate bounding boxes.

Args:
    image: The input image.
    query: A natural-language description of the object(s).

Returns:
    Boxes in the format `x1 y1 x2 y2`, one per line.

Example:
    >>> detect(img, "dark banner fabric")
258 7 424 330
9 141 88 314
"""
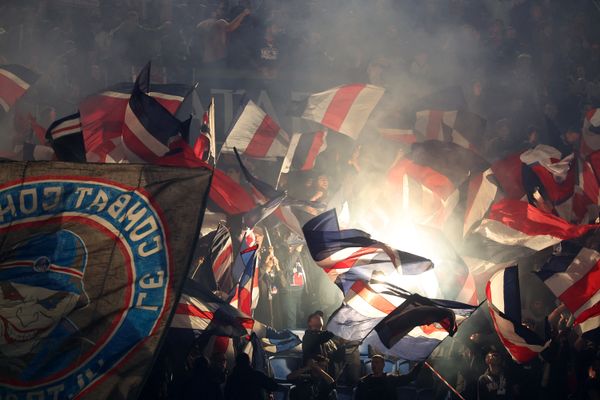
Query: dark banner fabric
0 161 211 400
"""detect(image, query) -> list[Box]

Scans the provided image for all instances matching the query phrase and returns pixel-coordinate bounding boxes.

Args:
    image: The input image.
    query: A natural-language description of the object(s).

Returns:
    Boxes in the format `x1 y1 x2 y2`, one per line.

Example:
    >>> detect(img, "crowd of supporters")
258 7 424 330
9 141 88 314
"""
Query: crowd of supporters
1 0 599 154
2 1 600 399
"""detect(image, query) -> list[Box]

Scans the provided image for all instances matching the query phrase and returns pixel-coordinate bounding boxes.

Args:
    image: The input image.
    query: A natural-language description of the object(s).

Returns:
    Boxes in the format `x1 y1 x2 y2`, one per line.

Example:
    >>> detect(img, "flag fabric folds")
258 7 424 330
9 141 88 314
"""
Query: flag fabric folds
221 100 290 159
229 240 259 315
537 242 600 326
0 64 39 115
122 64 183 163
281 130 328 173
581 108 600 156
46 112 86 162
0 160 211 400
297 84 385 139
486 266 550 363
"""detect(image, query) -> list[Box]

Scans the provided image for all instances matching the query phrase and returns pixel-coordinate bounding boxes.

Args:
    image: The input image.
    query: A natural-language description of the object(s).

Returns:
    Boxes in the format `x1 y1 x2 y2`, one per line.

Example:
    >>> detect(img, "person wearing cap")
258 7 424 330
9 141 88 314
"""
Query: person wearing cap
355 355 423 400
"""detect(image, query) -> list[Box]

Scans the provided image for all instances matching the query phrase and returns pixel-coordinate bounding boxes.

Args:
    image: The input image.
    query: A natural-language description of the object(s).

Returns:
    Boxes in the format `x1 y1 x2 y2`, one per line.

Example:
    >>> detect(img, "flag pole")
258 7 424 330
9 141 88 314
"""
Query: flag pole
424 361 466 400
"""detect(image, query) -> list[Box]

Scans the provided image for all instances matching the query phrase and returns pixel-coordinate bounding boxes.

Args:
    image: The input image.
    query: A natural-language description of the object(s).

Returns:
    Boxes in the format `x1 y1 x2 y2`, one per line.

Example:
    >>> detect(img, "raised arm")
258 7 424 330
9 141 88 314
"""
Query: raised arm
224 8 251 32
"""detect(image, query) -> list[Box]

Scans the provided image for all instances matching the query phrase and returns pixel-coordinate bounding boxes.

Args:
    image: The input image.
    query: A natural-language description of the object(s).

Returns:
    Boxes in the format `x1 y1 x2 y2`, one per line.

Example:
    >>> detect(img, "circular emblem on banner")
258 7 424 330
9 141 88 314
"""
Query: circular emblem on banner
0 178 170 399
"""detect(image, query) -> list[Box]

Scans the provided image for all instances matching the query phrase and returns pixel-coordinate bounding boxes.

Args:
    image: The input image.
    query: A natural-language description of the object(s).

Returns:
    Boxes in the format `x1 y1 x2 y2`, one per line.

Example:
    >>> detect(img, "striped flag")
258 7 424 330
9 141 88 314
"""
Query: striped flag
414 110 486 150
537 242 600 327
189 223 234 295
280 130 328 173
471 199 595 251
302 209 433 286
298 84 385 139
221 100 289 159
122 64 183 163
46 112 86 162
487 266 550 363
0 64 39 116
229 242 258 316
79 77 189 162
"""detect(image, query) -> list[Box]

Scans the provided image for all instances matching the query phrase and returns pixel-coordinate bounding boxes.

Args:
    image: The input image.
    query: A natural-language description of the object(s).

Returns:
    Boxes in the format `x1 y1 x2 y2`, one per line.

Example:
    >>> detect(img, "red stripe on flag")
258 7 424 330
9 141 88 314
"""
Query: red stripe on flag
324 247 380 275
175 303 214 320
0 73 27 109
350 280 397 314
302 131 326 170
213 245 233 274
425 111 443 140
51 123 82 137
244 115 281 158
559 259 600 320
575 302 600 325
321 84 366 132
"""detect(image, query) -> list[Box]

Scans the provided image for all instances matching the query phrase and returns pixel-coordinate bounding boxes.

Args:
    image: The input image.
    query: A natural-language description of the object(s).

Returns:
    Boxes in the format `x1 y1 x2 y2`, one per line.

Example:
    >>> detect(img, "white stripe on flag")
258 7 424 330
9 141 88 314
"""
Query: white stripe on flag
545 248 600 296
0 68 30 90
473 218 562 250
51 124 81 140
123 103 169 158
0 97 9 112
338 85 385 138
301 89 337 124
280 133 301 174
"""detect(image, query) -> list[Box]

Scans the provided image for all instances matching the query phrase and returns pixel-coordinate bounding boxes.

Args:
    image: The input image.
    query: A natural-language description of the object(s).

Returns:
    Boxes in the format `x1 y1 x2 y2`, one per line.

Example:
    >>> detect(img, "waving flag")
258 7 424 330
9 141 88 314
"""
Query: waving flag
415 109 486 150
221 100 289 159
46 112 86 162
122 64 183 163
79 71 189 162
0 64 39 116
296 84 384 139
537 242 600 327
229 241 259 315
302 209 433 286
487 266 550 363
0 160 211 399
281 130 328 173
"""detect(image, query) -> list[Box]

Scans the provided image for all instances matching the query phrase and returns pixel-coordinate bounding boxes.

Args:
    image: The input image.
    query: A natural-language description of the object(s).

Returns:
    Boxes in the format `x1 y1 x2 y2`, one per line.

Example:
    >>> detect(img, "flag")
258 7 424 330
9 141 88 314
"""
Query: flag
281 130 328 173
327 294 474 361
379 128 418 145
121 64 184 163
46 112 86 162
242 192 287 230
520 144 575 206
229 242 259 315
490 151 526 200
0 64 39 116
203 224 234 294
296 84 384 139
0 160 211 399
221 100 289 159
581 108 600 156
302 209 433 286
414 110 486 150
537 242 600 326
487 266 550 363
230 230 258 294
471 199 595 251
79 77 189 162
463 168 501 235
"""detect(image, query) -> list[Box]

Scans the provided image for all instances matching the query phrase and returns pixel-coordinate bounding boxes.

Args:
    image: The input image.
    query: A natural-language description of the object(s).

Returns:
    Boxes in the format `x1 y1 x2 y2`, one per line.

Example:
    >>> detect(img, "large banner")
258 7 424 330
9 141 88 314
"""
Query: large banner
0 161 211 399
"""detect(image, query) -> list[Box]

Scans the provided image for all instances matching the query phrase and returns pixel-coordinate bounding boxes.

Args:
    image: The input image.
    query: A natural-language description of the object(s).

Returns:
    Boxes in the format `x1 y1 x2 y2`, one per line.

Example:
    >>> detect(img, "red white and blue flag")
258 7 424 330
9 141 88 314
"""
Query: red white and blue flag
487 266 550 363
46 112 86 162
537 242 600 328
297 84 385 139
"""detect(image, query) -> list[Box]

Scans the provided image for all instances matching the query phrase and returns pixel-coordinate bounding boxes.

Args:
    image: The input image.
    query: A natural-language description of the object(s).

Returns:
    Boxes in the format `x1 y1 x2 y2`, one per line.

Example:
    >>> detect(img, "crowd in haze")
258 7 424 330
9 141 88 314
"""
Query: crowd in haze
0 0 599 159
2 0 600 399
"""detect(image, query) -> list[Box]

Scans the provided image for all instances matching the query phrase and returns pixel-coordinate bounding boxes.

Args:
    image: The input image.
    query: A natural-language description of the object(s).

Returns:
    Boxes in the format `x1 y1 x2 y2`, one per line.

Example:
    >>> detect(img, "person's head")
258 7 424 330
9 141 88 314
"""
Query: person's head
495 118 511 139
225 167 240 183
125 11 139 27
485 351 503 373
564 127 581 144
307 310 324 331
526 126 538 144
235 352 251 368
371 354 386 376
254 226 265 249
214 2 227 19
316 174 329 191
211 351 227 372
